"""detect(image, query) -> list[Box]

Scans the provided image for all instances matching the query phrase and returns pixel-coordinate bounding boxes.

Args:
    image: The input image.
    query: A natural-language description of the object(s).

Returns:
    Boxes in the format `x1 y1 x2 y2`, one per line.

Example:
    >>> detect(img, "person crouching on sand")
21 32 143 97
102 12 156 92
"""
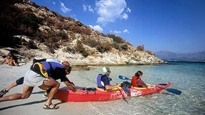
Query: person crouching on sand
0 58 74 98
0 60 76 109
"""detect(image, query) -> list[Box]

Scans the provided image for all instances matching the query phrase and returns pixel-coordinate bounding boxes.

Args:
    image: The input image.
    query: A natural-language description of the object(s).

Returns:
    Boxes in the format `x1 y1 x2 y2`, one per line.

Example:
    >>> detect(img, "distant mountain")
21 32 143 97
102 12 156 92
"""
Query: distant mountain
155 51 205 62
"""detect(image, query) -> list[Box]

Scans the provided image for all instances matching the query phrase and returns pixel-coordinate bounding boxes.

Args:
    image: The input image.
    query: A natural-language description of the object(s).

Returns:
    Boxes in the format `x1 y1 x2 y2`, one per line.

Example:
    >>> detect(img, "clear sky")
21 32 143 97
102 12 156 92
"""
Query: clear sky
31 0 205 53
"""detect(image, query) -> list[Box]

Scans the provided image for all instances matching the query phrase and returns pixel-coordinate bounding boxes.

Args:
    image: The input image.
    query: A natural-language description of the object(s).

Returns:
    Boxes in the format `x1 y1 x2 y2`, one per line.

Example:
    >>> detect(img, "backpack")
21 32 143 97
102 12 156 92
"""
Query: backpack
30 59 52 78
120 81 131 88
32 58 47 64
96 74 104 88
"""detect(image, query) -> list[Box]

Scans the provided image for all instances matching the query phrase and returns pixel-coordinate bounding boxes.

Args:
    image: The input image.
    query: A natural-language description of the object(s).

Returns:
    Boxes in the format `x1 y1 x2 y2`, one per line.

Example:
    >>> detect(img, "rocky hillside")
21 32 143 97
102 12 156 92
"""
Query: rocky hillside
0 0 165 66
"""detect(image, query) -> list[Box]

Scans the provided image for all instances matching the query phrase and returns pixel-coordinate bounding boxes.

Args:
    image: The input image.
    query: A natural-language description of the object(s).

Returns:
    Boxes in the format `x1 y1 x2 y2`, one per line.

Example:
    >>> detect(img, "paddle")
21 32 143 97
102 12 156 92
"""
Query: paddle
118 75 182 95
108 80 129 103
111 80 130 97
118 75 131 81
164 88 182 95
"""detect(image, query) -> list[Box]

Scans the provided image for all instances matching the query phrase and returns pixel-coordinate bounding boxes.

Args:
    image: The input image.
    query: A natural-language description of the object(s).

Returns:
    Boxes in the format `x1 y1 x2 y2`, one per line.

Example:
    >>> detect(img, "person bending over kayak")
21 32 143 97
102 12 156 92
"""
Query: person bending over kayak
0 60 76 109
131 71 148 88
97 67 120 91
0 58 74 98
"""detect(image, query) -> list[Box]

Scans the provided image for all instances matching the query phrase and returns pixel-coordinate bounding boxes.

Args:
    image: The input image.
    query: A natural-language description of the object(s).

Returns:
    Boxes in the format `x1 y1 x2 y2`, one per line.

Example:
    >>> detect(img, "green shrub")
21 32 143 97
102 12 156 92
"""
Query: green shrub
111 43 121 50
121 44 128 51
18 12 43 33
64 46 73 53
57 31 67 39
146 50 155 56
136 45 144 51
83 38 98 47
74 40 89 57
81 50 89 57
68 25 91 35
106 34 125 43
27 41 37 49
96 42 112 53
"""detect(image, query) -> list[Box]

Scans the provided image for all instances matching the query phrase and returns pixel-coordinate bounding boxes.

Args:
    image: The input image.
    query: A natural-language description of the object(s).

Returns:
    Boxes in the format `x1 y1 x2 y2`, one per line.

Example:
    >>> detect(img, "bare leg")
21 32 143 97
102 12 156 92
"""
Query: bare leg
0 85 33 102
39 78 60 106
5 82 17 91
0 82 17 97
0 77 24 97
5 77 24 91
5 58 9 64
8 59 13 66
12 60 18 66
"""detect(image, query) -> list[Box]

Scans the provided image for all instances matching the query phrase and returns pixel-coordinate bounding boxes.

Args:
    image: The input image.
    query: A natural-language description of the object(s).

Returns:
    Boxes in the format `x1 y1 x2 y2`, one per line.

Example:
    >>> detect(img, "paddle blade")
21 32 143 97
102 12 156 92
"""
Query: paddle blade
121 86 131 97
165 88 182 95
118 75 131 80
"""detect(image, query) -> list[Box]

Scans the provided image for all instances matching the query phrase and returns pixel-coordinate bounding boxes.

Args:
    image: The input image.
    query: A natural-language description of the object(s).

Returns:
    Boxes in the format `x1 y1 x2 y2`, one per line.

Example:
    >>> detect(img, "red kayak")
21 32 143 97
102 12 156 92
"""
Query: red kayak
54 82 172 102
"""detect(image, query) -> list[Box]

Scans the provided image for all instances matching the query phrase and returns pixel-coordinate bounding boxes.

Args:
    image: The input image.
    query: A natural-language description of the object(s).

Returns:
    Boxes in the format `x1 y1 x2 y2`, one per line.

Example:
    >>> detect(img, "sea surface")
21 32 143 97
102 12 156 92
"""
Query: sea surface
70 61 205 115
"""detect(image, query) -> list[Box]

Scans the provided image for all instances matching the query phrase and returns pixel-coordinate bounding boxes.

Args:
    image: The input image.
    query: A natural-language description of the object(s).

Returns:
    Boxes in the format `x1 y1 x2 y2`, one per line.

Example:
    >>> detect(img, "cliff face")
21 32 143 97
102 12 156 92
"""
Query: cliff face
0 0 165 65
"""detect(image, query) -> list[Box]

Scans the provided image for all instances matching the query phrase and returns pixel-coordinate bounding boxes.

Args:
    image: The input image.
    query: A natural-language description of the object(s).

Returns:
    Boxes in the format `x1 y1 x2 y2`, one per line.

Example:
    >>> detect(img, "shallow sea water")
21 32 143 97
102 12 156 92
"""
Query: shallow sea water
69 62 205 115
0 62 204 115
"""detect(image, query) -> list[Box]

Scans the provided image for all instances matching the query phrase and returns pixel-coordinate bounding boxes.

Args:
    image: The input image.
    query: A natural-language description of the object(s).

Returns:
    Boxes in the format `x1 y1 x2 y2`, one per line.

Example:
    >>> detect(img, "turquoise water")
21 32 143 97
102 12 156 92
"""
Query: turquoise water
71 61 205 115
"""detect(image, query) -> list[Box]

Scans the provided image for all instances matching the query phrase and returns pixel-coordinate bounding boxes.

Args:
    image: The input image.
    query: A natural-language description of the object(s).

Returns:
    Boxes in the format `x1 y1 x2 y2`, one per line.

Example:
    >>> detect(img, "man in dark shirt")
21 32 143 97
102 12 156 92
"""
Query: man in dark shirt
0 59 74 98
99 67 120 90
0 61 76 109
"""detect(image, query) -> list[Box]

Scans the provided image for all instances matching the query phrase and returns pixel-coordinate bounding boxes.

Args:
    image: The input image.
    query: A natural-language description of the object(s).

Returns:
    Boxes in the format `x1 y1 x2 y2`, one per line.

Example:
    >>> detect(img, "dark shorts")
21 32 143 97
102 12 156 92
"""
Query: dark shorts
16 77 24 85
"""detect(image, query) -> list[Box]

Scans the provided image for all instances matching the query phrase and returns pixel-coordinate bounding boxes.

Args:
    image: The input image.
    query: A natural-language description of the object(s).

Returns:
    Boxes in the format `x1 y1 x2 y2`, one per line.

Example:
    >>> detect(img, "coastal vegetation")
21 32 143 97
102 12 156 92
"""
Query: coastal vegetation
0 0 164 65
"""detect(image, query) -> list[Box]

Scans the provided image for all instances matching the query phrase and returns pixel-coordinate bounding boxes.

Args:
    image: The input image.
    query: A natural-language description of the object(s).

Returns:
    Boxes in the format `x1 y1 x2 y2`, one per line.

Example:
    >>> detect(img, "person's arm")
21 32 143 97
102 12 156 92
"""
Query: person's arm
66 79 75 86
102 77 120 90
11 59 18 66
138 79 148 88
64 80 76 92
105 84 120 90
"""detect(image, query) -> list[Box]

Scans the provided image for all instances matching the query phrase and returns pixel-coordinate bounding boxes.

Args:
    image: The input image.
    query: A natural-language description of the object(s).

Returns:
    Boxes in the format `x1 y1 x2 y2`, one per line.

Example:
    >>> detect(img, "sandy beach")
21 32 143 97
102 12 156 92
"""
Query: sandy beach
1 61 205 115
0 62 104 115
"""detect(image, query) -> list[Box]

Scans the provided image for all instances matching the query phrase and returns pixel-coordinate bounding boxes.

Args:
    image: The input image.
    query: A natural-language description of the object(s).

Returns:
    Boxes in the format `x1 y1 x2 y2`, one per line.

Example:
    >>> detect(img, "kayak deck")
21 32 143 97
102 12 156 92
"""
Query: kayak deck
54 82 172 102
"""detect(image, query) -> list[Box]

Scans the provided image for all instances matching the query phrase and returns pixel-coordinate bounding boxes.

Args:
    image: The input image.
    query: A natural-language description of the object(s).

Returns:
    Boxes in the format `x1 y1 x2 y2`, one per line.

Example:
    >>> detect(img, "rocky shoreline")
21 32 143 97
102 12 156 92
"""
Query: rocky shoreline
0 47 167 70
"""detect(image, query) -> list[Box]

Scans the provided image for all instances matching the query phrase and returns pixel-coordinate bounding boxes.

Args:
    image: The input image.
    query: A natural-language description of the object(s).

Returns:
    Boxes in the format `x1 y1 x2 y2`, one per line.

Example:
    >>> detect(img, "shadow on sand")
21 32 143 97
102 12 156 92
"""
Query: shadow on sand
0 91 65 111
0 99 47 111
0 99 65 111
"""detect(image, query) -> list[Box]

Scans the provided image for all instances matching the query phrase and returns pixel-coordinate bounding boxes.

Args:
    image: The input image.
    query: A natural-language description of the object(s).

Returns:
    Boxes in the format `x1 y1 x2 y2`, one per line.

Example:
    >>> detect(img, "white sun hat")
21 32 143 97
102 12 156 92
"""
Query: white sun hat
103 67 110 73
